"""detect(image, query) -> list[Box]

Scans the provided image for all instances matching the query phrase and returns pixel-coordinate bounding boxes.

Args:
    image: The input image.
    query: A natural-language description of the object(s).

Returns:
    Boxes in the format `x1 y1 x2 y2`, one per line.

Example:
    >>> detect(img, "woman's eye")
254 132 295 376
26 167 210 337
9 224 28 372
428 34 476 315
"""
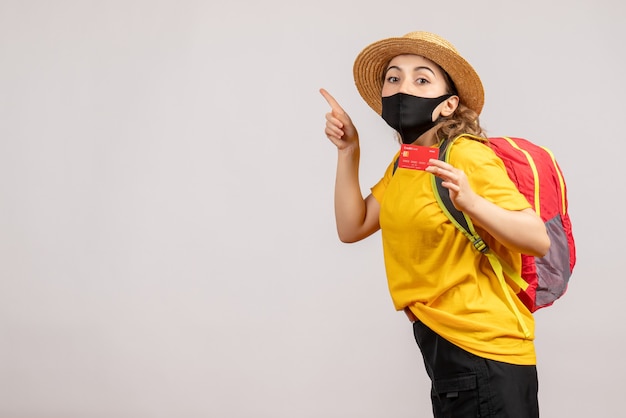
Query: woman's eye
386 76 400 83
416 77 429 84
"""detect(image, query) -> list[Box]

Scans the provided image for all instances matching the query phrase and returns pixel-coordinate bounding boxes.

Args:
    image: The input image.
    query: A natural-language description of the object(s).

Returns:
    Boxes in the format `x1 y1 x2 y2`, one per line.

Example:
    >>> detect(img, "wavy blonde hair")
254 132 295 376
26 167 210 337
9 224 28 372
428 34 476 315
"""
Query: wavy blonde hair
434 102 486 142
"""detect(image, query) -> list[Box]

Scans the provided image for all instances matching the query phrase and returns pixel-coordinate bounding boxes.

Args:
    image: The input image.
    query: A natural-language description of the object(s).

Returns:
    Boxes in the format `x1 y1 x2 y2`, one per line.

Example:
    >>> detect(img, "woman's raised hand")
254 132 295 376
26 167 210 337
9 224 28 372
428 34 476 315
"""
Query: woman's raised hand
320 88 359 151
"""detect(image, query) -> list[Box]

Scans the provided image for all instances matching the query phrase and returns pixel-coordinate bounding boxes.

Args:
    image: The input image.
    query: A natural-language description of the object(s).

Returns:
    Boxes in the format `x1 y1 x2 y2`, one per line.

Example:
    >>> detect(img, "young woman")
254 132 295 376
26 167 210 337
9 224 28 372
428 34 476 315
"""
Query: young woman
320 31 550 418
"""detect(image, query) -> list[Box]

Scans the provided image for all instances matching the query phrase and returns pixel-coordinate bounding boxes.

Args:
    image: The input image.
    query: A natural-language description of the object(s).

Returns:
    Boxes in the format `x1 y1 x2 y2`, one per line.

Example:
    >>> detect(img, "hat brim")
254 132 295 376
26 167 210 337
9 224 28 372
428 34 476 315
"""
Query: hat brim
353 35 484 116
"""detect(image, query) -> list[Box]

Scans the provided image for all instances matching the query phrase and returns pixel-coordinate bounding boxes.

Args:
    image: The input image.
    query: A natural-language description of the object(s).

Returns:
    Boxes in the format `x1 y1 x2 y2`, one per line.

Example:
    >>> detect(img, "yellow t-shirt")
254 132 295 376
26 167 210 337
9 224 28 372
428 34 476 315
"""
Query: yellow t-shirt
371 136 536 365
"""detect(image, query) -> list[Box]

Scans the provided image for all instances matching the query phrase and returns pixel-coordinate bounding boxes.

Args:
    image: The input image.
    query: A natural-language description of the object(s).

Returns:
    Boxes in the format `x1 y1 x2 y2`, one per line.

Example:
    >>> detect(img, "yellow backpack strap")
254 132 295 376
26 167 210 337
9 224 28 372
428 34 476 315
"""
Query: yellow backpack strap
484 253 531 338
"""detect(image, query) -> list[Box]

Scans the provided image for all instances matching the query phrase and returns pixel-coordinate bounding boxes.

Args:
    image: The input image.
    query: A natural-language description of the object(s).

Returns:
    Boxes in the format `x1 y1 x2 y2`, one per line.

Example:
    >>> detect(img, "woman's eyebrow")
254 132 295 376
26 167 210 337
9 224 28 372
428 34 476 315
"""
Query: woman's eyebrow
385 65 437 77
413 66 436 76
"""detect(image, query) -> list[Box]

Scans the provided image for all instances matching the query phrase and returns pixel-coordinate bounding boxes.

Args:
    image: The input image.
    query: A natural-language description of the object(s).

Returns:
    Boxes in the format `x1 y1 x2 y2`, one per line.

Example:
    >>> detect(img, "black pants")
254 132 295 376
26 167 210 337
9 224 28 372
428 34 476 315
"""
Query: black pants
413 321 539 418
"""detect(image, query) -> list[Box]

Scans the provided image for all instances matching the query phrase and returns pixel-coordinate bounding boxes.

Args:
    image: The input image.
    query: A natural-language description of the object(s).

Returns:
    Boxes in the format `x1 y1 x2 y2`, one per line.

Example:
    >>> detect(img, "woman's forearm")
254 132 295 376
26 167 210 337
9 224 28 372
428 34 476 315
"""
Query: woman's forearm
333 147 380 243
468 201 550 257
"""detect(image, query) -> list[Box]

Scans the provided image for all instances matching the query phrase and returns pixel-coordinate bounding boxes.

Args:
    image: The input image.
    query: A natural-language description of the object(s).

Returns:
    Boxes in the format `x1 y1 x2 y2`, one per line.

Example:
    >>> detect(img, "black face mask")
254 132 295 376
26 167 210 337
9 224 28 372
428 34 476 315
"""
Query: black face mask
381 93 453 144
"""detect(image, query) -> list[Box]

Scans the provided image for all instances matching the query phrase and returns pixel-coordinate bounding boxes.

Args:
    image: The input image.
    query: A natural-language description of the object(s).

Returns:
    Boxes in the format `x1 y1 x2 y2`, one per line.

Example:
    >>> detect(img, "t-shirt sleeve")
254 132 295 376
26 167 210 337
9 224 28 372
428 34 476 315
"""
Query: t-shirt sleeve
449 139 531 211
371 151 401 204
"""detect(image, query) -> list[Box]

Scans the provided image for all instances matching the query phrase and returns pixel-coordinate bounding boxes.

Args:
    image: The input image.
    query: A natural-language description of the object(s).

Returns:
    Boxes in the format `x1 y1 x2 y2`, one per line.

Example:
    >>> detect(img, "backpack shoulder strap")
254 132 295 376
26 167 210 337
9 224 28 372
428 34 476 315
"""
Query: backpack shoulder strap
433 138 488 253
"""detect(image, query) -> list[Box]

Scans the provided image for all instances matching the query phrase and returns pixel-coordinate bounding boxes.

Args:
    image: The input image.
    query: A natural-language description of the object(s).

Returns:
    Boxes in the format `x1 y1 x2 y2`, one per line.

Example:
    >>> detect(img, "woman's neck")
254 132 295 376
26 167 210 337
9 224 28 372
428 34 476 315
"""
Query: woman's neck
411 126 439 147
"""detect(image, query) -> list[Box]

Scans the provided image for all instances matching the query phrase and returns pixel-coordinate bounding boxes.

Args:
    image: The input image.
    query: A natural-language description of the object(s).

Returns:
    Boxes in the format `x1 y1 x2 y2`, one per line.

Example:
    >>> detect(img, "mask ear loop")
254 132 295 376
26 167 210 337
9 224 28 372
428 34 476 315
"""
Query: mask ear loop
432 94 459 133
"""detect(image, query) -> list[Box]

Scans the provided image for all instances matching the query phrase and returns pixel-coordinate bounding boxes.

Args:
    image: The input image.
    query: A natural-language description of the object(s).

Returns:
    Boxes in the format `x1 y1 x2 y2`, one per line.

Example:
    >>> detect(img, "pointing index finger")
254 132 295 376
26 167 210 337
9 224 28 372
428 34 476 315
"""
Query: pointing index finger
319 88 345 114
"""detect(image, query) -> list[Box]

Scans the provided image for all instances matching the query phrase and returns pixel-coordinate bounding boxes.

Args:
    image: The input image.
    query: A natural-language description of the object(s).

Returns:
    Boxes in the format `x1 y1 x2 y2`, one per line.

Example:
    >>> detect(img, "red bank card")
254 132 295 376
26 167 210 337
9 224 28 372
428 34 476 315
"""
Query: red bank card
397 144 439 171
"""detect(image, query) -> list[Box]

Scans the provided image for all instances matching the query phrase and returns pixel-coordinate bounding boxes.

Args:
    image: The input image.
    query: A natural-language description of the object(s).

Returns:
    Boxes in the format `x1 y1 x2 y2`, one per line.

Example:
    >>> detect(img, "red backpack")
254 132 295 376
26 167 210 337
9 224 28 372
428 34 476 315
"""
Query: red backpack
483 136 575 312
433 135 576 317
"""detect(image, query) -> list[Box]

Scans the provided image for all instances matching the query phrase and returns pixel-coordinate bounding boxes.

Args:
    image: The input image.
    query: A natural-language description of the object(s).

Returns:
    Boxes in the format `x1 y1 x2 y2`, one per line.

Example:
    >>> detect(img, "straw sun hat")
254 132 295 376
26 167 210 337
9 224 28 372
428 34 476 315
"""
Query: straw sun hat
353 31 484 116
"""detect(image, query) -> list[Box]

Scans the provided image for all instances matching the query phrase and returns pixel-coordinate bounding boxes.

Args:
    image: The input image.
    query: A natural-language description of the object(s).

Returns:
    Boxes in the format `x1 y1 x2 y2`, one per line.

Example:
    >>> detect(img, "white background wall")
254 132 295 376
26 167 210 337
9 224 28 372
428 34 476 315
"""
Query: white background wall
0 0 623 417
